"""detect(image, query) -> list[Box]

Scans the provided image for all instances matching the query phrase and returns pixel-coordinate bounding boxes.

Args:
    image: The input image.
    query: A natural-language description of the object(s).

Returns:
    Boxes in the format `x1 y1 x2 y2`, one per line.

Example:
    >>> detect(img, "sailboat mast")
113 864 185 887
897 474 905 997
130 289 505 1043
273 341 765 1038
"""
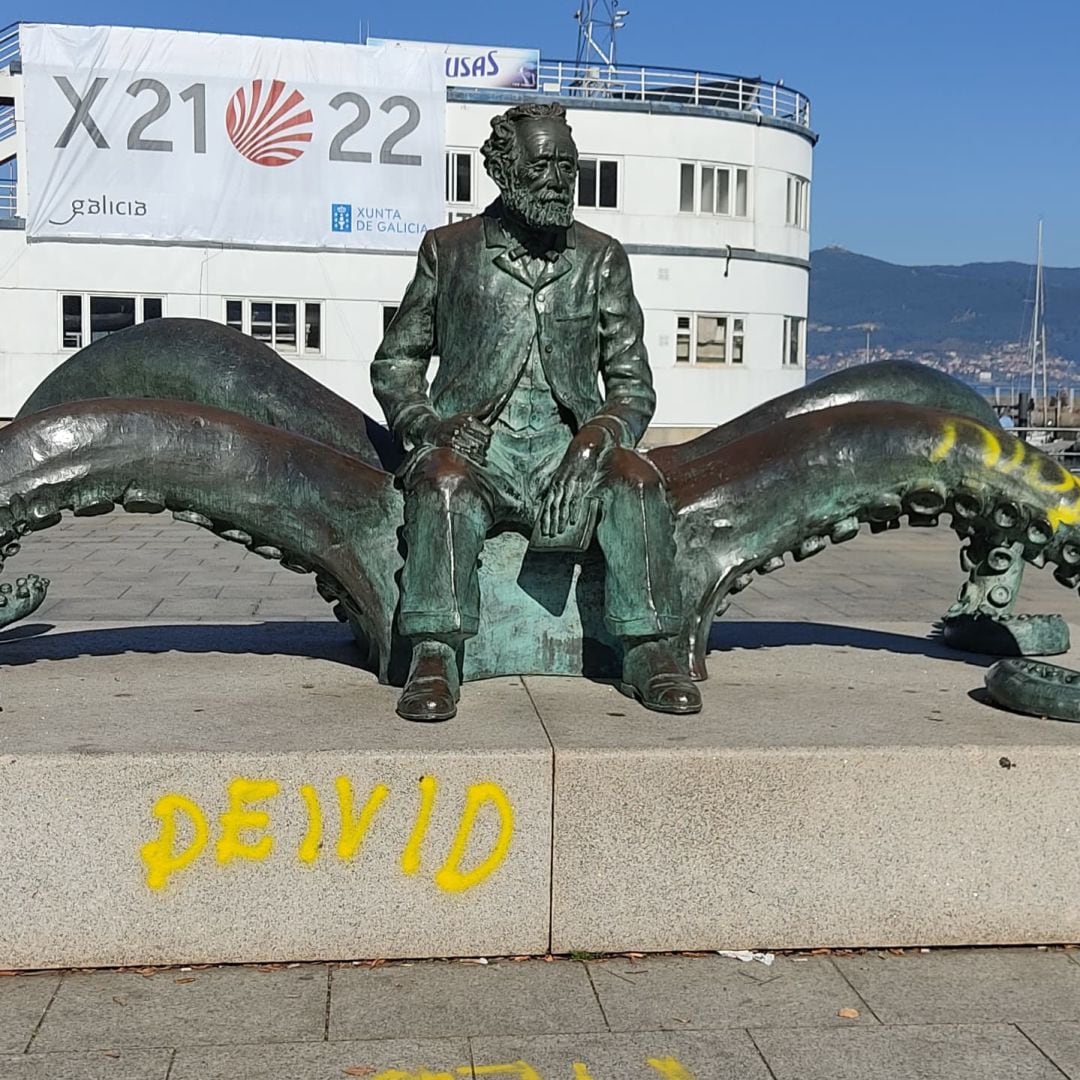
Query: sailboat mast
1039 222 1048 423
1029 220 1043 418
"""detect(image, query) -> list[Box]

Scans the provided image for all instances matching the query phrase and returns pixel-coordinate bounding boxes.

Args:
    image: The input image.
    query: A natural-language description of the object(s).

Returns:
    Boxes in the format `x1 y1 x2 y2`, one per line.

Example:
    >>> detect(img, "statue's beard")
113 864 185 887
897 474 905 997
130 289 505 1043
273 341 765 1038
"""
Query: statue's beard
502 176 575 230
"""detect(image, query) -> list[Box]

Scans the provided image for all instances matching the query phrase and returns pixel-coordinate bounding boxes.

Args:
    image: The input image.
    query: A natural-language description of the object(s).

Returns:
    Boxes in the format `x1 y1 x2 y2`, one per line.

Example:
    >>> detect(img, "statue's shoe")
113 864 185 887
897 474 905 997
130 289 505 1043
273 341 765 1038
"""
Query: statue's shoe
619 671 702 714
618 638 703 715
396 675 459 722
396 640 461 722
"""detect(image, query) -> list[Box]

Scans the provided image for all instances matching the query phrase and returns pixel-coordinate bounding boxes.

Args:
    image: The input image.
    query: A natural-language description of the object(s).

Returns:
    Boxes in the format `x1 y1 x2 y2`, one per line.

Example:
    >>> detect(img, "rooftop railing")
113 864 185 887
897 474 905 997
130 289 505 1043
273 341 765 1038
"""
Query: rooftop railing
535 59 810 128
0 178 16 219
0 24 812 129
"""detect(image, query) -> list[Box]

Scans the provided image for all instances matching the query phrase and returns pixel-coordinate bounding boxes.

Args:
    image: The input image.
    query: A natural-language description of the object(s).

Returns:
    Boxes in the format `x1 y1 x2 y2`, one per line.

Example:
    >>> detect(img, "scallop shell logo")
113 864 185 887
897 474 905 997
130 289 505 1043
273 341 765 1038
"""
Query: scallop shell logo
225 79 314 167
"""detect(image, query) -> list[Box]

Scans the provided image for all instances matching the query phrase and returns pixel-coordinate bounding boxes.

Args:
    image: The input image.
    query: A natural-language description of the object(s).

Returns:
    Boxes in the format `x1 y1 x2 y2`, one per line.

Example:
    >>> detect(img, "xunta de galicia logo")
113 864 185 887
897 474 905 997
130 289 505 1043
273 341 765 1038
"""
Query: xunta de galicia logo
225 79 313 167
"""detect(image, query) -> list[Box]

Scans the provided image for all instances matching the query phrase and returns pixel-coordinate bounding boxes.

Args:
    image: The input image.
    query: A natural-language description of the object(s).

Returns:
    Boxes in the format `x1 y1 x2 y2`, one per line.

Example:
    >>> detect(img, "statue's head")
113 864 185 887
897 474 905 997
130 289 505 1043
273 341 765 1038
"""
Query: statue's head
481 103 578 231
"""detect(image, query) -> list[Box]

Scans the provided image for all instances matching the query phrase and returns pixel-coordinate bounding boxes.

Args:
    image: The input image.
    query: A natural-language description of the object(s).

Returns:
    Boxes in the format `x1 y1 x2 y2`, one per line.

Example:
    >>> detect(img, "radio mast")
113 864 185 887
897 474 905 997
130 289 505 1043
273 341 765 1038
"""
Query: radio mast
574 1 629 71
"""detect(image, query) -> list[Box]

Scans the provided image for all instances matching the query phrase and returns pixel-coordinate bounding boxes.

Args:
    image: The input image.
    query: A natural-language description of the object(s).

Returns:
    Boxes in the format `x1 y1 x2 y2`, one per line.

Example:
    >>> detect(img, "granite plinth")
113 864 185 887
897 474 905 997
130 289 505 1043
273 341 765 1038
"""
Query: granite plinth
545 620 1080 952
0 621 551 968
2 617 1080 967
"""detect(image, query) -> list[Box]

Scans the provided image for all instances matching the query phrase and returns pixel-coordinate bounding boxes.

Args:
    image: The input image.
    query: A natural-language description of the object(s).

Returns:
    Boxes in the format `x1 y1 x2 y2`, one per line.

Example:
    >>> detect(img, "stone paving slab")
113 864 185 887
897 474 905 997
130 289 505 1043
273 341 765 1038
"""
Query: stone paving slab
470 1031 773 1079
0 1048 172 1079
30 966 328 1052
0 976 58 1054
1 954 1080 1078
750 1023 1068 1080
1020 1023 1080 1078
0 627 553 967
329 960 606 1041
585 956 870 1032
833 949 1080 1024
169 1037 470 1079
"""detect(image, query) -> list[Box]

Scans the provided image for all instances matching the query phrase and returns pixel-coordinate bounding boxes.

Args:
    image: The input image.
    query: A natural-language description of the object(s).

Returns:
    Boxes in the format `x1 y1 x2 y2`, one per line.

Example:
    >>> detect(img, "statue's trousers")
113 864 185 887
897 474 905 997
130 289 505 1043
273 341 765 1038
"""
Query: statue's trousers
398 428 683 641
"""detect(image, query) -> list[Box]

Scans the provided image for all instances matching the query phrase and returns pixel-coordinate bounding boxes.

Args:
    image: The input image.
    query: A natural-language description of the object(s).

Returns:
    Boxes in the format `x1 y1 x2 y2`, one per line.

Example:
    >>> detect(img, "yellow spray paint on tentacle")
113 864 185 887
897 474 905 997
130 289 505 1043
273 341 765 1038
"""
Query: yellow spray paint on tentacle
929 418 1080 532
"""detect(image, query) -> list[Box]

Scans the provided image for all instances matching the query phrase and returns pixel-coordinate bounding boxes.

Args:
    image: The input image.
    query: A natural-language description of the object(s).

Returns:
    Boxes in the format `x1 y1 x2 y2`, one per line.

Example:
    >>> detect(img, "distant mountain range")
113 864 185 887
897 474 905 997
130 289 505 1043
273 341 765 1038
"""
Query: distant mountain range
808 247 1080 375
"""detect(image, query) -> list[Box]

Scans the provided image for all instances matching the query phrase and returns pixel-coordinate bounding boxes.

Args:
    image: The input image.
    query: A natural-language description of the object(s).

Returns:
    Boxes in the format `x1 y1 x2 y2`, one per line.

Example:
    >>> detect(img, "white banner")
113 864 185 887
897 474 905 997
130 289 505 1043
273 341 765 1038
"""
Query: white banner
22 24 446 250
368 38 539 90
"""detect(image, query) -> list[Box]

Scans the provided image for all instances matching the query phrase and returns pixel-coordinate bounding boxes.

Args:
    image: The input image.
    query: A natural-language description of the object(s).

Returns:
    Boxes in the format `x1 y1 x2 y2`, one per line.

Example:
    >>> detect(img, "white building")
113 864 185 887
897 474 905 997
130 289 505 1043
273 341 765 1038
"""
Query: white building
0 23 815 442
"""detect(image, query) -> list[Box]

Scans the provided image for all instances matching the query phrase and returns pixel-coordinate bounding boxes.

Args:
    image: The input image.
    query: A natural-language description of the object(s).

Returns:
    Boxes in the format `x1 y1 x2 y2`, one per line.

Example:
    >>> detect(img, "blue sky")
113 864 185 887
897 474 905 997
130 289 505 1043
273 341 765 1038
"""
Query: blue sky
10 0 1079 266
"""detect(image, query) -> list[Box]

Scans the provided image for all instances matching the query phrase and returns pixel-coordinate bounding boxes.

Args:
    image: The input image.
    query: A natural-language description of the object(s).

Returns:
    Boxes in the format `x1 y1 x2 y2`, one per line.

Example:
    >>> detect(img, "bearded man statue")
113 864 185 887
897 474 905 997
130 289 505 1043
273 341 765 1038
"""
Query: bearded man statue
372 102 701 722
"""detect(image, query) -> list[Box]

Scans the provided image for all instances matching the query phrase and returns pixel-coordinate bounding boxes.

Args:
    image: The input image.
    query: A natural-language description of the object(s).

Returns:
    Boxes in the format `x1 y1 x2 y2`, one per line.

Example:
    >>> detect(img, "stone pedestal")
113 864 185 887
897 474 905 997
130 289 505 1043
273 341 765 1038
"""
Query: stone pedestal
2 618 1080 968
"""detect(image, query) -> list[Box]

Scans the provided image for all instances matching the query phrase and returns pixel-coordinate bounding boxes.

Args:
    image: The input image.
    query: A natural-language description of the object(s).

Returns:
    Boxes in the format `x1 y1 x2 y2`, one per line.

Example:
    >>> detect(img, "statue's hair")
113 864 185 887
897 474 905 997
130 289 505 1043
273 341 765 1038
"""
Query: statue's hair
481 103 574 186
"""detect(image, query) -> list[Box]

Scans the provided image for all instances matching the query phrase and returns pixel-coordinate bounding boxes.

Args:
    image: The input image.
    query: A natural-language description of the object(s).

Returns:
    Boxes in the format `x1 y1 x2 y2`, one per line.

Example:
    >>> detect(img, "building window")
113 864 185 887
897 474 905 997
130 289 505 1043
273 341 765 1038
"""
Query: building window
62 295 83 349
445 150 473 205
783 316 805 366
786 176 809 229
224 299 323 354
382 305 400 334
679 162 749 217
446 211 474 224
577 157 619 209
304 304 321 352
676 313 745 365
60 293 164 350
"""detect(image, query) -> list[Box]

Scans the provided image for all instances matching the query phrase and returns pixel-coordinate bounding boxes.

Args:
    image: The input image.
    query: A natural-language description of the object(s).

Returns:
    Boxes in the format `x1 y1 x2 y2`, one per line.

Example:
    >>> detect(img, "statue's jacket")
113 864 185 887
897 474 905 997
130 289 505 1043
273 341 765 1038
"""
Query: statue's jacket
371 202 657 454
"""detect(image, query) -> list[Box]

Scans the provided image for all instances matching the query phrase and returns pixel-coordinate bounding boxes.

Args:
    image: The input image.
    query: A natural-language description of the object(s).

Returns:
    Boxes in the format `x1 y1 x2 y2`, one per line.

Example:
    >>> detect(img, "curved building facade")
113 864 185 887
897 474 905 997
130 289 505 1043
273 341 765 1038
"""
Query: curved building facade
0 26 816 441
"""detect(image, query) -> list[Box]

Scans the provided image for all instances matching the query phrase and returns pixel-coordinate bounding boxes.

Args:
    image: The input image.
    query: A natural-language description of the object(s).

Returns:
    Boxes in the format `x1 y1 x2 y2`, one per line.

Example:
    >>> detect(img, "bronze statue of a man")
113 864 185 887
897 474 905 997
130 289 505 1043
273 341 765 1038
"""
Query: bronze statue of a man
372 102 701 721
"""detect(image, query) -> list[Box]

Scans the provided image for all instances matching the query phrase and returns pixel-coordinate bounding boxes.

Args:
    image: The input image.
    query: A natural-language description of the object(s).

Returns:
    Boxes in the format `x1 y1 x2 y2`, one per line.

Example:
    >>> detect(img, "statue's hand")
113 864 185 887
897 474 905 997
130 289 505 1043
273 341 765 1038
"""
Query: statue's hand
422 412 492 463
540 425 612 537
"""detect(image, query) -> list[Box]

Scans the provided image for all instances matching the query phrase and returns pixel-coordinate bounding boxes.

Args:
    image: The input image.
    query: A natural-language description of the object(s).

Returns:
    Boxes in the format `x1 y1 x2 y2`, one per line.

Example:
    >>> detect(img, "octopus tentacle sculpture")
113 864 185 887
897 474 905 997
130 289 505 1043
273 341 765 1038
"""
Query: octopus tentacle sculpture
0 317 1078 706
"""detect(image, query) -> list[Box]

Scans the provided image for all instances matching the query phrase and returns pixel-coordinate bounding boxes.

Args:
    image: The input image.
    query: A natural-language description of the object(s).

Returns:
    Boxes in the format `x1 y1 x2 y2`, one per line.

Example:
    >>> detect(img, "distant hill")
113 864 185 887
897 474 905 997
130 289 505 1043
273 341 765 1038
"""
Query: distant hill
808 247 1080 367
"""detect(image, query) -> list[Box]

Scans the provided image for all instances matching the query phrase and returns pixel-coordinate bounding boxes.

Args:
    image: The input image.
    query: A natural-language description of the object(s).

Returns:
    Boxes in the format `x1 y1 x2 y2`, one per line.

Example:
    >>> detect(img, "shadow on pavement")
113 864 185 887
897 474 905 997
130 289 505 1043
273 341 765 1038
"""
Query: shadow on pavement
0 618 998 673
0 620 366 668
709 619 996 669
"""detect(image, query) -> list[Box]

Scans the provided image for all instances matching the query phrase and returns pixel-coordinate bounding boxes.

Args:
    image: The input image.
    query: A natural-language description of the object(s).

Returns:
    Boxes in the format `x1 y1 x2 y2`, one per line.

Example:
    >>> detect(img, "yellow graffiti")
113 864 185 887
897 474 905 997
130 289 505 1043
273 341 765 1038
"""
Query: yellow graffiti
401 775 438 876
360 1059 696 1079
298 783 322 864
372 1071 455 1080
1029 458 1078 494
337 777 389 860
648 1058 696 1079
435 781 515 893
930 418 1080 532
928 420 956 463
216 778 279 865
140 794 209 891
930 417 1004 468
471 1065 543 1079
140 776 516 892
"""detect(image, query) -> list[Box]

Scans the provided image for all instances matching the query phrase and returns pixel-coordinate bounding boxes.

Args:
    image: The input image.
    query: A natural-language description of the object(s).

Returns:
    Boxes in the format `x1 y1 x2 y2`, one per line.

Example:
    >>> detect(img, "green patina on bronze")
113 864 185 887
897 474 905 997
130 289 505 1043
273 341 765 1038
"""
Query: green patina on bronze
1 103 1077 722
985 657 1080 722
652 361 1069 659
2 393 1080 698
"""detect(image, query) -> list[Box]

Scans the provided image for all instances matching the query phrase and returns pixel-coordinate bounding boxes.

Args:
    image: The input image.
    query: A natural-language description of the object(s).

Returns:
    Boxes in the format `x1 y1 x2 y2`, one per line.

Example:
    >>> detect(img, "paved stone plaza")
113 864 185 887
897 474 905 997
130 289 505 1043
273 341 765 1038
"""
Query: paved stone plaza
4 951 1080 1077
3 514 1080 1078
9 509 1074 627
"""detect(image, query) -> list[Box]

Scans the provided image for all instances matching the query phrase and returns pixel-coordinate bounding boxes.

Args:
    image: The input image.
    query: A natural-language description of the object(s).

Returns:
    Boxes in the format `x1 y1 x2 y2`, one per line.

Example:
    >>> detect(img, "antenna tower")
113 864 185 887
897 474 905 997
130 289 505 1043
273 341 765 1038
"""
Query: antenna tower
574 1 629 70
